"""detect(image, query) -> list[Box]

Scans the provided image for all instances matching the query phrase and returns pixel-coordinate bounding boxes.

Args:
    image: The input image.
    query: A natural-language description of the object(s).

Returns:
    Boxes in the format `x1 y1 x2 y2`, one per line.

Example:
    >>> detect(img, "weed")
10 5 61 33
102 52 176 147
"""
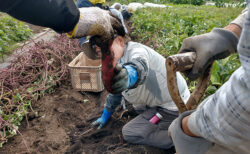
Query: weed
0 35 81 146
0 15 32 60
130 5 242 97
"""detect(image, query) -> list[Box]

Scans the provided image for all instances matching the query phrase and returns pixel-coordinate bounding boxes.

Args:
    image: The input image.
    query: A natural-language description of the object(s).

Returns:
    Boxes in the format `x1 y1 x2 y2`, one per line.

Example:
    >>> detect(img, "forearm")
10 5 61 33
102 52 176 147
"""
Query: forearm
0 0 79 33
181 116 198 137
224 23 242 38
182 6 250 146
225 8 248 38
104 94 122 113
230 8 248 29
124 57 149 88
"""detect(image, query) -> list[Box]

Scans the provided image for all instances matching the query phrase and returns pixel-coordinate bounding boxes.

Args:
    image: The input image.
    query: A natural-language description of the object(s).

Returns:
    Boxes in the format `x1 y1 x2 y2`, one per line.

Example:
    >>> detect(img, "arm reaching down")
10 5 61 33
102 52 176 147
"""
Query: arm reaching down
0 0 79 33
92 94 122 129
0 0 125 39
169 6 250 154
110 64 138 94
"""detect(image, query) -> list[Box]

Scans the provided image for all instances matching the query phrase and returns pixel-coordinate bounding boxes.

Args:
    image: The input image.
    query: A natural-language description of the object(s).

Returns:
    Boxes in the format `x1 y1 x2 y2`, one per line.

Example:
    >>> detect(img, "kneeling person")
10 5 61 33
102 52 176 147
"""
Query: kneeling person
92 35 190 149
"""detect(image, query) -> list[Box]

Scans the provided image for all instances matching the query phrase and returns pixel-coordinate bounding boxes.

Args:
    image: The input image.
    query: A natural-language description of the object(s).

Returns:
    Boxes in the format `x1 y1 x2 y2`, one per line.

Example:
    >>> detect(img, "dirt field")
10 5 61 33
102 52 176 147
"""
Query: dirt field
0 22 175 154
0 81 175 154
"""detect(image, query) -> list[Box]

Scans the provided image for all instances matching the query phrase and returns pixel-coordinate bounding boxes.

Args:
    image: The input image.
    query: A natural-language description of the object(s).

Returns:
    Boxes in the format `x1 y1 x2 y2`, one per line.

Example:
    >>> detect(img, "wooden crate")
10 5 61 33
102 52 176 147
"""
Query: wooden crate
68 52 104 92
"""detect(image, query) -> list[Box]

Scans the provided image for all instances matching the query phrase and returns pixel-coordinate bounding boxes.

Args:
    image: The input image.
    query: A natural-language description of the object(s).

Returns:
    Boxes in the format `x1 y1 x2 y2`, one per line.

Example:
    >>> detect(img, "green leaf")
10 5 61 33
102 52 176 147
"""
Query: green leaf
15 93 23 102
206 85 217 94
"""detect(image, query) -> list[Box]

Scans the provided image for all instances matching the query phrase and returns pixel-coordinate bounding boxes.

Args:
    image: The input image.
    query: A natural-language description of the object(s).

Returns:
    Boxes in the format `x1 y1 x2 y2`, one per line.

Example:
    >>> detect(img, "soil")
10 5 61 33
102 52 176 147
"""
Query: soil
0 23 175 154
0 81 175 154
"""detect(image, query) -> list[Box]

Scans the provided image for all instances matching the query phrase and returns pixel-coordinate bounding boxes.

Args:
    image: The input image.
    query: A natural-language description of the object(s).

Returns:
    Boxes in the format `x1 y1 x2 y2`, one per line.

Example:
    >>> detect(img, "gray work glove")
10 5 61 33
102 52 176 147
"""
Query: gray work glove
111 64 129 94
179 28 239 80
111 64 138 94
68 7 125 39
168 111 213 154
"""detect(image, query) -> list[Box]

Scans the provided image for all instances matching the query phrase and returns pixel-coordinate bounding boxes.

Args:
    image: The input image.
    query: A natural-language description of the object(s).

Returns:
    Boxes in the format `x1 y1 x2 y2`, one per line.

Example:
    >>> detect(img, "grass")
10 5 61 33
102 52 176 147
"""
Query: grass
129 5 242 97
0 15 33 60
130 5 243 54
0 2 245 146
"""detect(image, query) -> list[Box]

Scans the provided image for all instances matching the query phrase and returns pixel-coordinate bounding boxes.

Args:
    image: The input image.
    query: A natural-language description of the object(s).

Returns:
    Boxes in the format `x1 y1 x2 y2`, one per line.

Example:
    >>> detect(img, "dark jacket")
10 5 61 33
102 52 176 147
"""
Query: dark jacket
0 0 80 33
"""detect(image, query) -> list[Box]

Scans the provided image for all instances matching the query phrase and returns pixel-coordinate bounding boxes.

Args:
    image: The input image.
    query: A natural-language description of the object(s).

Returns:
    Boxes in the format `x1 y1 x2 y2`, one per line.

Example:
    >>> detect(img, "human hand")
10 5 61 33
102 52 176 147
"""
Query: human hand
69 7 125 39
92 109 112 129
111 64 138 94
179 28 238 80
110 64 129 94
81 41 101 60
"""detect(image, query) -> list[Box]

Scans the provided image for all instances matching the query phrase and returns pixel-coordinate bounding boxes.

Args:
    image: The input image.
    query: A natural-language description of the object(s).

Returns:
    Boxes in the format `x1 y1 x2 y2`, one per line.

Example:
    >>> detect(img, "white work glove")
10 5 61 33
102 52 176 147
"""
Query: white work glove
179 28 238 80
168 111 213 154
68 7 125 40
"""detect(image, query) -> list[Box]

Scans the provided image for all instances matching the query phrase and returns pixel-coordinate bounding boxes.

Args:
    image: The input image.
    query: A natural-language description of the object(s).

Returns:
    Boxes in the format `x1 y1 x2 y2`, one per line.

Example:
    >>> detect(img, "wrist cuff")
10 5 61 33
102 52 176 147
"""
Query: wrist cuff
66 15 81 38
124 57 149 88
187 111 202 137
102 109 113 120
212 28 239 53
123 65 138 88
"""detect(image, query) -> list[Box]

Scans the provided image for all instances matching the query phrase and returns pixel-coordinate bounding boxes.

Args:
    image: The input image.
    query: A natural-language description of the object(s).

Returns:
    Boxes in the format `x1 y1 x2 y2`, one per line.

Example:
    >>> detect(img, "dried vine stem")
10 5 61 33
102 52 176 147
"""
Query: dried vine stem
0 34 81 146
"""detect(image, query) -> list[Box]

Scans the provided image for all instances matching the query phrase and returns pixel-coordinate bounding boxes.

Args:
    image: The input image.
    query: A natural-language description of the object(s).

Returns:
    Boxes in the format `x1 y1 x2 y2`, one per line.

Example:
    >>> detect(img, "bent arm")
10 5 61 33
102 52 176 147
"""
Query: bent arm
186 6 250 146
0 0 79 33
123 46 149 88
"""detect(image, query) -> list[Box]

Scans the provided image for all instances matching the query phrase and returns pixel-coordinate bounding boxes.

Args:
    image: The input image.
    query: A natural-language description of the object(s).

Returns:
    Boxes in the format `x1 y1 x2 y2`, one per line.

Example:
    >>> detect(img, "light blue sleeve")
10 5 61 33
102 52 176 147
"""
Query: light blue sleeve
123 65 138 88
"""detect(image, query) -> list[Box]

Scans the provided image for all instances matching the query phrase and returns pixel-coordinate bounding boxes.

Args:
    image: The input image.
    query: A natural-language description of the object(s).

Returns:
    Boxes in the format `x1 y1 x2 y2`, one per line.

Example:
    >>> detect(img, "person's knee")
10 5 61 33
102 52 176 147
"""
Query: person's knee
122 123 144 143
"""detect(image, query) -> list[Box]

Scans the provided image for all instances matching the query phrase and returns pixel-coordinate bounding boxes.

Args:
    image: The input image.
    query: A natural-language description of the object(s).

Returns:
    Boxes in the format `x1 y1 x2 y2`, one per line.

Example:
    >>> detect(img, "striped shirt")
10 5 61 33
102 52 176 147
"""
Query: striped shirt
188 2 250 153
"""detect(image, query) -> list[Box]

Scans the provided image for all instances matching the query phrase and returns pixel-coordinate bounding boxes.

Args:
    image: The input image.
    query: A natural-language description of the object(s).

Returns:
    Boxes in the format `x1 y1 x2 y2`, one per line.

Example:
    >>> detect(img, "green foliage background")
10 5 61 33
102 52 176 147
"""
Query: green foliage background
0 15 32 60
0 1 245 147
129 5 243 96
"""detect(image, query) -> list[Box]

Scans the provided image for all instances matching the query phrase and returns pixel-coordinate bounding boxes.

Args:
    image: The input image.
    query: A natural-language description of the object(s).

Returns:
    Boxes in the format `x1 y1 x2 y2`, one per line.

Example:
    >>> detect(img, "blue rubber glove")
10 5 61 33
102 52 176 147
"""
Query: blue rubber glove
92 109 113 129
111 64 138 94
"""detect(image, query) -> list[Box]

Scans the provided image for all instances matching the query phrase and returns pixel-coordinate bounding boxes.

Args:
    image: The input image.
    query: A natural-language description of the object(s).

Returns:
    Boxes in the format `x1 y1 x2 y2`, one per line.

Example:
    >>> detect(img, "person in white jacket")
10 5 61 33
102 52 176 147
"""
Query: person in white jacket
92 35 190 149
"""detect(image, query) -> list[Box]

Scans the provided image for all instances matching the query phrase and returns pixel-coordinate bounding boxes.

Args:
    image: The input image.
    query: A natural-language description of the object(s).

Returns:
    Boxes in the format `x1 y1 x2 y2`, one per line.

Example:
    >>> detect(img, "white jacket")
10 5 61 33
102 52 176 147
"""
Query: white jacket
120 41 190 111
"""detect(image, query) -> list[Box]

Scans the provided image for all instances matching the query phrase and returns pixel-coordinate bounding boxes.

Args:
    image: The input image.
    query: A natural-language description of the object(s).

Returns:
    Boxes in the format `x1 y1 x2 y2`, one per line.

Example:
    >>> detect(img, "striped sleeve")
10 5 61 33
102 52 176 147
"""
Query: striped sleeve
238 5 250 79
230 8 248 29
187 3 250 147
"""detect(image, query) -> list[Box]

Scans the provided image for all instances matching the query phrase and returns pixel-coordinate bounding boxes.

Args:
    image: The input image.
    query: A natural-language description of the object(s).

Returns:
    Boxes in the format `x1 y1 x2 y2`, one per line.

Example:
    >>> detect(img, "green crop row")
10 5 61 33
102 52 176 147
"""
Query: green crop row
0 15 32 60
107 0 245 5
130 5 243 97
107 0 167 5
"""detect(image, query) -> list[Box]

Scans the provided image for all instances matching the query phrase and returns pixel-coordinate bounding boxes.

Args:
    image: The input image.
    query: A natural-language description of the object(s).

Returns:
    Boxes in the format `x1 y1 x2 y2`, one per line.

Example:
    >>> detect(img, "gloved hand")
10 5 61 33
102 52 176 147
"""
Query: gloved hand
168 111 213 154
111 64 138 94
179 28 238 80
81 41 101 60
68 7 125 39
92 109 113 129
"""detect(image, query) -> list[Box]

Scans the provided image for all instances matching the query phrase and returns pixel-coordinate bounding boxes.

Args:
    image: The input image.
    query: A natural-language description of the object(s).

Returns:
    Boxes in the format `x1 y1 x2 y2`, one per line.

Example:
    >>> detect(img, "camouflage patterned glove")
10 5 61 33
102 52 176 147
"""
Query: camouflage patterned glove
68 7 125 39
